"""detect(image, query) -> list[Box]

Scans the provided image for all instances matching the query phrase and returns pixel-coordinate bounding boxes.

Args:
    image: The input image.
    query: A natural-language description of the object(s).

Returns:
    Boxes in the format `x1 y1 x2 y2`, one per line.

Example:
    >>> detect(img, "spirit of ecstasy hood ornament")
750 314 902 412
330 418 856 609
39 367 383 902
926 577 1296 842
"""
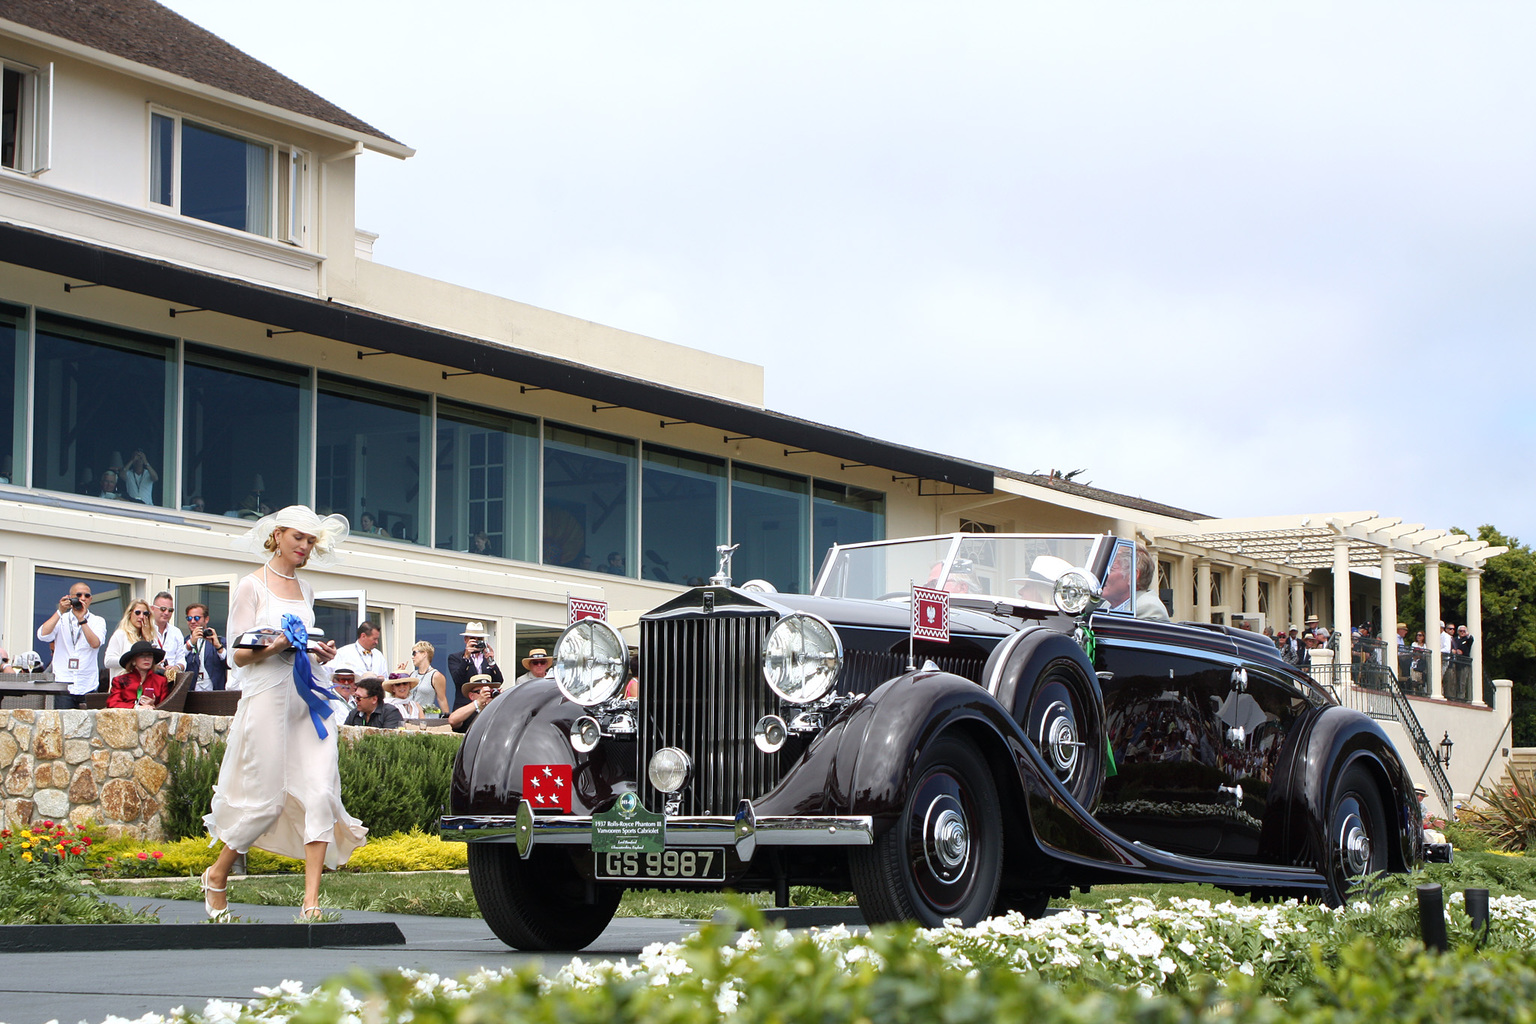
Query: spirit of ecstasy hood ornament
710 543 741 587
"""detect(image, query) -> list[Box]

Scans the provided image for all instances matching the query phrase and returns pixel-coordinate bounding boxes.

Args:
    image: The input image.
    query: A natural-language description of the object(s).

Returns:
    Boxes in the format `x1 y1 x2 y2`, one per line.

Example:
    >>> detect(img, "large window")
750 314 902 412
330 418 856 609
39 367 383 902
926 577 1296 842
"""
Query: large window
183 346 310 516
543 425 635 574
32 314 173 504
435 401 538 561
642 445 725 586
1 60 48 174
732 464 810 593
316 376 430 543
150 111 306 242
812 480 885 580
0 302 20 485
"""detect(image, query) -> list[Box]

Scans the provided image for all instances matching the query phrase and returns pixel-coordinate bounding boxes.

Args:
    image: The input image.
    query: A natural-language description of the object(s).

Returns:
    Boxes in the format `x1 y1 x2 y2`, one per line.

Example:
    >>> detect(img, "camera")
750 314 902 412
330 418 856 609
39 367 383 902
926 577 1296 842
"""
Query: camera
202 627 216 639
68 596 82 610
469 638 486 652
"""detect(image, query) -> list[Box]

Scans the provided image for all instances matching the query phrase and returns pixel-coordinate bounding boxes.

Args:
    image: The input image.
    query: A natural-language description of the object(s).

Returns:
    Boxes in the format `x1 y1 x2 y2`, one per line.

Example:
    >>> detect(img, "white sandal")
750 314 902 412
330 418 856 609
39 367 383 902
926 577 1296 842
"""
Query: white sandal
200 867 230 921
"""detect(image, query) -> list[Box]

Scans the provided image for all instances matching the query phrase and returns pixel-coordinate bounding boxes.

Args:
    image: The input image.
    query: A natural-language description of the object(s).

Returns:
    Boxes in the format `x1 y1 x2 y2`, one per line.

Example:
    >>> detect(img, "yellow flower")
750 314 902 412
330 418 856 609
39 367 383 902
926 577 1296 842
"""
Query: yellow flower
21 852 31 862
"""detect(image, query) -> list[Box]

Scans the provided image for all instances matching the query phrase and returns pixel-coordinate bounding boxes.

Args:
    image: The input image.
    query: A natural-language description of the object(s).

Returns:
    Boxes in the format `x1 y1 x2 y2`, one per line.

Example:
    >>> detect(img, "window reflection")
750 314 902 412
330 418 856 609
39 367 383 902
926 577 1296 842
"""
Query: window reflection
435 401 538 561
543 425 634 574
32 314 171 505
316 376 429 542
642 446 725 586
812 480 884 581
183 346 308 517
732 464 809 593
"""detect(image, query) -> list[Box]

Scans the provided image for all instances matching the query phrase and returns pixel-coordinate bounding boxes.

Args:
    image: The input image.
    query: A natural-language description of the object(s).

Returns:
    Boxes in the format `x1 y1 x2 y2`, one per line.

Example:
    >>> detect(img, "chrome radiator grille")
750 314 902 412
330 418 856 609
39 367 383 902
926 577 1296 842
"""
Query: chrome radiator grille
639 611 780 816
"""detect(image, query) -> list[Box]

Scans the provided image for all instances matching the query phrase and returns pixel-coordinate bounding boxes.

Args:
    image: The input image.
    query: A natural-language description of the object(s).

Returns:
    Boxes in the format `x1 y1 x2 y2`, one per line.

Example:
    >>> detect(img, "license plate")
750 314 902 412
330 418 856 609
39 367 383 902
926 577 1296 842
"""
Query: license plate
594 848 726 882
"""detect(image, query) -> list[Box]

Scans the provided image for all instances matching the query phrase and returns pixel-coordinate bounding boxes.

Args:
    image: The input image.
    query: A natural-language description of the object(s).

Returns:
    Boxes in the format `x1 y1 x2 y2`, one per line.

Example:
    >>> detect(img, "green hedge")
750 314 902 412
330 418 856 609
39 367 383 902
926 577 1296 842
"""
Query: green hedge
162 731 461 841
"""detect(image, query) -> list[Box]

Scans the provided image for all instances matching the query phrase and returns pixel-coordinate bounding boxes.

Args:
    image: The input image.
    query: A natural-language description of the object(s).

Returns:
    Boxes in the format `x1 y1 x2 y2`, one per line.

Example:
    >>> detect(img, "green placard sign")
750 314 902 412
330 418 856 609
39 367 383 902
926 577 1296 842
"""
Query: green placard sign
592 792 665 854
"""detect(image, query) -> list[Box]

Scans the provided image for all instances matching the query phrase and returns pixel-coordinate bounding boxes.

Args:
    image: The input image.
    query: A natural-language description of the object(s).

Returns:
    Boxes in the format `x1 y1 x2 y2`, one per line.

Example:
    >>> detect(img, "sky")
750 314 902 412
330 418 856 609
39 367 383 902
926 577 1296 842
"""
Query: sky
163 1 1536 546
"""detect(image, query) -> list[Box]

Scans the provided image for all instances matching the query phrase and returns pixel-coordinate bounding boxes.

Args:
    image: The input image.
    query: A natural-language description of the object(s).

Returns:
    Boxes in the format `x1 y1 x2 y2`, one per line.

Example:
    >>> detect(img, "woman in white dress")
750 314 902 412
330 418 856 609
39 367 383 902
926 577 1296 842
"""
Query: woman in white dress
200 506 366 920
103 599 157 676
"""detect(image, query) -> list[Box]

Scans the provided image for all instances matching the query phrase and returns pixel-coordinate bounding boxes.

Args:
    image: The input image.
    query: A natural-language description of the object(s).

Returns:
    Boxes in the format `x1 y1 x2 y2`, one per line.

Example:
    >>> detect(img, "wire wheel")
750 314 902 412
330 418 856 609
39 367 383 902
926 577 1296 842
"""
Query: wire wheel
1023 662 1105 810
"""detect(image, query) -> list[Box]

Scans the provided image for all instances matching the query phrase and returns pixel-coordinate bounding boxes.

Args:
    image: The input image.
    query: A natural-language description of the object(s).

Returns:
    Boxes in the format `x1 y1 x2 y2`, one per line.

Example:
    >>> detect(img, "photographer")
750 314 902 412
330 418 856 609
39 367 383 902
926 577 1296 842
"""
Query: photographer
35 582 104 709
181 603 229 691
447 622 502 711
122 447 160 504
448 674 498 733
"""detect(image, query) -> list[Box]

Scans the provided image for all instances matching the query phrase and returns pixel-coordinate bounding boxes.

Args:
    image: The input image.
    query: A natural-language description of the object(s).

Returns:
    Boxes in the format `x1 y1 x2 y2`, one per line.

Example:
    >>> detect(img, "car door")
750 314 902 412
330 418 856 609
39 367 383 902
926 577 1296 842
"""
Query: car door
1093 618 1240 858
1210 661 1314 860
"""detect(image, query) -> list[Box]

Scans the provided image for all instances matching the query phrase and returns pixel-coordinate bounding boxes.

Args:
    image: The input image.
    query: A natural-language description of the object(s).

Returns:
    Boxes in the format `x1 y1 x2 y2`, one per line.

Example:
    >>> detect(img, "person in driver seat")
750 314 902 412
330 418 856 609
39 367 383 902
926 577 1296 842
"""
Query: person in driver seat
1133 543 1171 621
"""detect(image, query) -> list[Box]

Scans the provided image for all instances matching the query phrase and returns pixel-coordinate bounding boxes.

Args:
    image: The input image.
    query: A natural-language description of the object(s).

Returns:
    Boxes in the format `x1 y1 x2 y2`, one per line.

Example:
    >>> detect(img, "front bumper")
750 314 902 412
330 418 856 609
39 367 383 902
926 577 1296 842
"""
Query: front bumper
441 798 873 861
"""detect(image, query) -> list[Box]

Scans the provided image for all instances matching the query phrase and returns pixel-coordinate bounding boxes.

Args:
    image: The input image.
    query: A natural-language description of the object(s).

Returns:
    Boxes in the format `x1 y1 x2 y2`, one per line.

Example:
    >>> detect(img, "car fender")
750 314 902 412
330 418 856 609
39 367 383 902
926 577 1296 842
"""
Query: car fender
450 679 624 816
980 626 1099 724
1261 704 1422 872
754 667 1023 825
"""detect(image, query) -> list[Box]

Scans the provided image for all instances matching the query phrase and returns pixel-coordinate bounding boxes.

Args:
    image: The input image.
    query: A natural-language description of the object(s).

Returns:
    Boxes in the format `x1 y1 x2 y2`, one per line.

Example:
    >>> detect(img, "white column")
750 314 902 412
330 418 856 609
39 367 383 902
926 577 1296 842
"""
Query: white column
1290 579 1306 634
1425 560 1442 700
1467 567 1484 706
1244 570 1260 617
1196 559 1211 624
1379 550 1397 676
1332 538 1352 638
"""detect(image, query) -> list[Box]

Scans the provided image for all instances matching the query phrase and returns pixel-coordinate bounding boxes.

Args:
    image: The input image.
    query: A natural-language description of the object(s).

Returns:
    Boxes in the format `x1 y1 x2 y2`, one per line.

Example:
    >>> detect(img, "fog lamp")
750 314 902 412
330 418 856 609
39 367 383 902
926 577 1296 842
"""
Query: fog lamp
754 714 788 753
570 715 602 753
648 746 693 794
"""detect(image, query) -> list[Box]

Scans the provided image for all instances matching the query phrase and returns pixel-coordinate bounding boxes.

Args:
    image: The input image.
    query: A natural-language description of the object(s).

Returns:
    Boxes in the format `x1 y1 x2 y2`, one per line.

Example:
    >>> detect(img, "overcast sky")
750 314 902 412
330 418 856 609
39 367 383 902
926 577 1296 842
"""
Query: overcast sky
164 2 1536 546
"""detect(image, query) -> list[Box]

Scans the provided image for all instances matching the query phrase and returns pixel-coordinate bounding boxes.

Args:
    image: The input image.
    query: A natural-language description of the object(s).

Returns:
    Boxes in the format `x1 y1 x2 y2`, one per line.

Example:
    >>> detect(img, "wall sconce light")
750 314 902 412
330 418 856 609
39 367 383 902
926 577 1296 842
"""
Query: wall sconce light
1438 731 1454 767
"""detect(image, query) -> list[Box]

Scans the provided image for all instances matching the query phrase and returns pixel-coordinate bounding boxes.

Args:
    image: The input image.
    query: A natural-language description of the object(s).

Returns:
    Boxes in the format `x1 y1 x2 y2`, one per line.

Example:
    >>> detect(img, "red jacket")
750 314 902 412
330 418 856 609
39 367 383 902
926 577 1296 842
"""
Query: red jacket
107 670 169 708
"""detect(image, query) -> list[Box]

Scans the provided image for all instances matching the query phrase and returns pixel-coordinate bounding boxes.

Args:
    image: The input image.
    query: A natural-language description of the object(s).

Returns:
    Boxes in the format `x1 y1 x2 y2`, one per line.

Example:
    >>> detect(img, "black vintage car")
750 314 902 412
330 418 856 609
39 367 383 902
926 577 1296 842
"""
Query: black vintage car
443 533 1425 950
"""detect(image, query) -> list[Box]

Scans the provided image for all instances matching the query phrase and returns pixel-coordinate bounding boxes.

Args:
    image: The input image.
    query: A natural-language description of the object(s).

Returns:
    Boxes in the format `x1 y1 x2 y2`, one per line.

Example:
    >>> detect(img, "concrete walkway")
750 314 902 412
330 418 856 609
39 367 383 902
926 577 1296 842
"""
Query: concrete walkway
0 897 701 1024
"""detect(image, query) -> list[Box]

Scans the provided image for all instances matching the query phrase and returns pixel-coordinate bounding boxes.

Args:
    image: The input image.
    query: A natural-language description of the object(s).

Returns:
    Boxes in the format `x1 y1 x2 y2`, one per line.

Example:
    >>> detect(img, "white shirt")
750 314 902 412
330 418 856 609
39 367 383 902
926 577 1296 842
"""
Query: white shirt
186 637 228 691
38 611 107 694
332 642 387 678
155 623 187 669
122 467 155 504
1440 631 1453 653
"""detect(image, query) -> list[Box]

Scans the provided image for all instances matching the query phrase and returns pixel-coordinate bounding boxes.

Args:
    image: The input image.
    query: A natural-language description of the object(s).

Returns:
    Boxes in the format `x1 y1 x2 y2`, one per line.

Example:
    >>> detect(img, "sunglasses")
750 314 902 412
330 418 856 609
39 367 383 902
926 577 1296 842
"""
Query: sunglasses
187 614 204 621
132 610 149 617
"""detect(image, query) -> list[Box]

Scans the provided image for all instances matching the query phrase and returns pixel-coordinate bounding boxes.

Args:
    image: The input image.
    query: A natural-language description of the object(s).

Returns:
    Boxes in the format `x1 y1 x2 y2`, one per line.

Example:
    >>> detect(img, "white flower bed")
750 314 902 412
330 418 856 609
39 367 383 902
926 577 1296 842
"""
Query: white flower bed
56 892 1536 1024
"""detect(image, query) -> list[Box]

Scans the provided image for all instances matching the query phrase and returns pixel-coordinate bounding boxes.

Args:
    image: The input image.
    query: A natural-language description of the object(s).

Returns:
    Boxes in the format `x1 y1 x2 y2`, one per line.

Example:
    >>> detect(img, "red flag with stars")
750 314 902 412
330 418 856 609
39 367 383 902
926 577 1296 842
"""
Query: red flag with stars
522 763 573 812
912 585 951 643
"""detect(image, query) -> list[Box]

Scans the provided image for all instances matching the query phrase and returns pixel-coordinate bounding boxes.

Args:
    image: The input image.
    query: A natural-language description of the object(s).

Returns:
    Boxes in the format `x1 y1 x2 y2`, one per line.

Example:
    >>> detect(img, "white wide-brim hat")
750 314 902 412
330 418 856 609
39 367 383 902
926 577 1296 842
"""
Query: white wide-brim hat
460 621 489 637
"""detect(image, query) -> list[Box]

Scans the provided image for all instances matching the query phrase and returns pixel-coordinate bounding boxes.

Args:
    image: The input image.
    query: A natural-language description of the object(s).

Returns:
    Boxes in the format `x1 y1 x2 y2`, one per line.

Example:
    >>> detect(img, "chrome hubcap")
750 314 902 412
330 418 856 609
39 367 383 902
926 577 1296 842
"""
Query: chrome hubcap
922 800 971 881
1041 700 1080 777
1339 813 1371 875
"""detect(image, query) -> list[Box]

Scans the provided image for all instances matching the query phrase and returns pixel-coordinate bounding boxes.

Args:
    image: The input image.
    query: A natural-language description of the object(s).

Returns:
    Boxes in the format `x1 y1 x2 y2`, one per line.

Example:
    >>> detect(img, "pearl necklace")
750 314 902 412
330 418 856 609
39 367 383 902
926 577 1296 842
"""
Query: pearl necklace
265 560 298 580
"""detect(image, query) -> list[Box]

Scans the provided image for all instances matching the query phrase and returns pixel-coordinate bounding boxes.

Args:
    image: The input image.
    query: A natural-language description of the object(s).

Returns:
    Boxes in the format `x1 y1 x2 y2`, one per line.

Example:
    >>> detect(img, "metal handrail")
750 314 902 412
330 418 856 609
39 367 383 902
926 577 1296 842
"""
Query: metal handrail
1314 633 1454 813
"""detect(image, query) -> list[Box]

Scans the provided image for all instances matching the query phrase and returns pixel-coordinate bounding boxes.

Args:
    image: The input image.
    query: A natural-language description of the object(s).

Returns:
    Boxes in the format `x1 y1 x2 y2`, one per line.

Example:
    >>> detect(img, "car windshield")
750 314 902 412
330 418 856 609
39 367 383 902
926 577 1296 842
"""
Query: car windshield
814 534 1106 605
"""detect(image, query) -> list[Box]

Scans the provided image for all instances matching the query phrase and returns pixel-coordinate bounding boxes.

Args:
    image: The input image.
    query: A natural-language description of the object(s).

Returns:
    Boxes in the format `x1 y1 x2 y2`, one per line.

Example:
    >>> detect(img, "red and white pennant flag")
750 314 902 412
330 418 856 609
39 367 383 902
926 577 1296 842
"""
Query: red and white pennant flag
568 596 608 624
522 763 573 812
911 585 951 644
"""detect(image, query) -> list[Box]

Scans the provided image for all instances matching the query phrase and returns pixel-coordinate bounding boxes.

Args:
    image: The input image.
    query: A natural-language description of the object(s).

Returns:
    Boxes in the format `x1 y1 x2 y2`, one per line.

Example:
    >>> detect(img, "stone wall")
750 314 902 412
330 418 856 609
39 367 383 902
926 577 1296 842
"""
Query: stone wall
1 708 232 840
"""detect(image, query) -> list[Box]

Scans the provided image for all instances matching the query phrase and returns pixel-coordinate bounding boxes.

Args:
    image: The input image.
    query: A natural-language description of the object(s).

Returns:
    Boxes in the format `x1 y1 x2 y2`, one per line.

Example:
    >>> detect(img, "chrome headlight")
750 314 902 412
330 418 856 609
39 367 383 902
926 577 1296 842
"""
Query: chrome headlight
1054 571 1101 616
553 618 628 706
648 747 692 793
763 612 842 704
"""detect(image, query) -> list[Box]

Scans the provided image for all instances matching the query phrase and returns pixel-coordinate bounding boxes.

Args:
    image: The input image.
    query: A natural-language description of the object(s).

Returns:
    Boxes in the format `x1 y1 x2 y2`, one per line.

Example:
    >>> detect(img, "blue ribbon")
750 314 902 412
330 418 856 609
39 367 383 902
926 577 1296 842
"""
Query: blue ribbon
282 613 337 739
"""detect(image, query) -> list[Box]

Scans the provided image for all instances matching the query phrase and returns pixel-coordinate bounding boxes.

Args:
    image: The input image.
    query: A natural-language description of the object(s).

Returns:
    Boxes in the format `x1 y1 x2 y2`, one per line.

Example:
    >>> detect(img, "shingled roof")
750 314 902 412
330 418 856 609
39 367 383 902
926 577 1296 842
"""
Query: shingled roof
0 0 402 146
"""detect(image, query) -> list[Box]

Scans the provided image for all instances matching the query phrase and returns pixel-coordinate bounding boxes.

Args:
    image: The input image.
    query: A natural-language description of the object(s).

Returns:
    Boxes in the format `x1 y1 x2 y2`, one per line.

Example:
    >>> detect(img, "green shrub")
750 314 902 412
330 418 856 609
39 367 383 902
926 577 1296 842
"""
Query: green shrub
161 730 462 843
1465 769 1536 851
161 738 226 841
336 732 460 837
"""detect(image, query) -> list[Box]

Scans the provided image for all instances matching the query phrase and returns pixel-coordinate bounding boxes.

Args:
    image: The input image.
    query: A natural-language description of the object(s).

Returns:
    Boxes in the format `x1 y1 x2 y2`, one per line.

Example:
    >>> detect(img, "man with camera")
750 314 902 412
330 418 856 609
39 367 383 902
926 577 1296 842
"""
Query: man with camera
447 673 498 733
36 582 105 709
181 603 229 691
447 622 502 711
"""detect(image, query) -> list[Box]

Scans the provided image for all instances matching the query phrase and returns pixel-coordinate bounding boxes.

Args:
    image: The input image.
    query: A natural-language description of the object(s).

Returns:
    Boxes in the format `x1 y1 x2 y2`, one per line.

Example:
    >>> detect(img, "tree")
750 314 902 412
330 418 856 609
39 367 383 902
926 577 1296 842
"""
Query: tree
1398 525 1536 744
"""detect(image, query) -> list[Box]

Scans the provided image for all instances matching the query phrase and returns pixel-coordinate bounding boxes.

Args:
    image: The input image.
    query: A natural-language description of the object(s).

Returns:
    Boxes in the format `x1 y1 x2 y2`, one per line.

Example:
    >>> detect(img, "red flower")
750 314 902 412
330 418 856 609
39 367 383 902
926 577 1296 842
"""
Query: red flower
40 820 53 828
151 851 164 860
136 852 148 860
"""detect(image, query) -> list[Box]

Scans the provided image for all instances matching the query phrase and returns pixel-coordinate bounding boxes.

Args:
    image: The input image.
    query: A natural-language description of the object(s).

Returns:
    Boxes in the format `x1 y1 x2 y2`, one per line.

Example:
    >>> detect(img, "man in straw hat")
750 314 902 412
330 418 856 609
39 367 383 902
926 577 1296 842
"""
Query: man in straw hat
516 647 553 685
448 673 499 733
447 621 502 711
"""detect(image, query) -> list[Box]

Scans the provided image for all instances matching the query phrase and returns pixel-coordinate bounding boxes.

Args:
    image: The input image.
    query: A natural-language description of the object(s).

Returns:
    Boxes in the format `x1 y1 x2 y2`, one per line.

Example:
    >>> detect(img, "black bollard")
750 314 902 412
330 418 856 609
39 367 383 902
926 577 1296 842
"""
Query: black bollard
1465 887 1491 939
1417 883 1448 952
